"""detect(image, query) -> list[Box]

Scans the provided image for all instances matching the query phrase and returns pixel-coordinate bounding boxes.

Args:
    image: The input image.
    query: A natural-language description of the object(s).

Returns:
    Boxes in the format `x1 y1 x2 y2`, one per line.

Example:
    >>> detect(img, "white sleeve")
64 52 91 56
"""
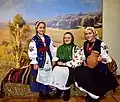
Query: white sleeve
66 46 85 68
80 46 86 62
49 40 58 61
100 42 112 64
28 40 38 64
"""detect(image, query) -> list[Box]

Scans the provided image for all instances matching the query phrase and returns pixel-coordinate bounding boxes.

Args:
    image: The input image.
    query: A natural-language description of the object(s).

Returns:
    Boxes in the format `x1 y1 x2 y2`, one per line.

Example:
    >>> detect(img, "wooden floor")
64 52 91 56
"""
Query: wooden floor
0 88 120 102
0 77 120 102
0 94 120 102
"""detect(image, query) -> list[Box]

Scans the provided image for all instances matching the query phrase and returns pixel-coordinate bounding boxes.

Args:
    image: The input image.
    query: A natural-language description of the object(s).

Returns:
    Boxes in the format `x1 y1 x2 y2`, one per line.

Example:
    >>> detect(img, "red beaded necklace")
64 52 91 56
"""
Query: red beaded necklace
86 42 95 53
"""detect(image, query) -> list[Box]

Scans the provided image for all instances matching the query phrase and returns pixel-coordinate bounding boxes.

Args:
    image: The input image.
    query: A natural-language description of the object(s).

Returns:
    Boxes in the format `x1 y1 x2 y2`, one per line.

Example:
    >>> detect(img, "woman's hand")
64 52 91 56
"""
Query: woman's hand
33 64 39 70
98 56 107 62
57 61 66 66
52 61 56 66
98 56 102 62
84 61 88 66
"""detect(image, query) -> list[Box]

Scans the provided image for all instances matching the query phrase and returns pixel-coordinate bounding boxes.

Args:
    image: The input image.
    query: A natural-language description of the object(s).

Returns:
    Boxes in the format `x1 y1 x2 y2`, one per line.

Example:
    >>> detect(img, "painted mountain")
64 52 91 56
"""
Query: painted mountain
0 0 102 27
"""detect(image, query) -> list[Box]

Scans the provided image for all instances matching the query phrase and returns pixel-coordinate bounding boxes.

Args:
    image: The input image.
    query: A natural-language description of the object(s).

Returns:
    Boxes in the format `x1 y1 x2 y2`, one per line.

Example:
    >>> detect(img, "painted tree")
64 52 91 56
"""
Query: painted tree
8 14 31 68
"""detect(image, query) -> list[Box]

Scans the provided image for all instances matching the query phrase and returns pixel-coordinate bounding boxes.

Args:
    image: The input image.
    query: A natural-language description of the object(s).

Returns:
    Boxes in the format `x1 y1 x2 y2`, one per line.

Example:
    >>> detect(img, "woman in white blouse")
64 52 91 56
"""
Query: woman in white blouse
49 32 84 102
28 21 57 99
74 27 119 102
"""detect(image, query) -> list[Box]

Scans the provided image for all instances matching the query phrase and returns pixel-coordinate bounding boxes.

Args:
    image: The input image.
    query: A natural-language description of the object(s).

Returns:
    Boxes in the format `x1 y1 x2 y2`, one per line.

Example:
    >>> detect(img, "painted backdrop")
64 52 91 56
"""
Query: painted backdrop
0 0 102 87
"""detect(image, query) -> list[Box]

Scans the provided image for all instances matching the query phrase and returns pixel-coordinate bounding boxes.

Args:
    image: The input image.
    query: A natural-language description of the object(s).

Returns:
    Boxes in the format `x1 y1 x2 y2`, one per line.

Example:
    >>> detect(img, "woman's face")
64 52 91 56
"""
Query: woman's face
36 23 46 35
63 34 72 44
85 30 95 42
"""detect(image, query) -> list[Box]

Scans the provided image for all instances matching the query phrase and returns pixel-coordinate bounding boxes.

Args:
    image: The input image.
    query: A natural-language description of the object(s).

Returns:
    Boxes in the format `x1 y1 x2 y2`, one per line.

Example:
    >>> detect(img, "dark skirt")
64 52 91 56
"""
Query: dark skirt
66 67 75 87
75 63 119 96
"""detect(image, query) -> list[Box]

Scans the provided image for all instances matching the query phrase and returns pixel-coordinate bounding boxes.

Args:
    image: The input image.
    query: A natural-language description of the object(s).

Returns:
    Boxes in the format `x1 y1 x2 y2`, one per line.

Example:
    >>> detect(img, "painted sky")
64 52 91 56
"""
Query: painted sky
0 0 102 22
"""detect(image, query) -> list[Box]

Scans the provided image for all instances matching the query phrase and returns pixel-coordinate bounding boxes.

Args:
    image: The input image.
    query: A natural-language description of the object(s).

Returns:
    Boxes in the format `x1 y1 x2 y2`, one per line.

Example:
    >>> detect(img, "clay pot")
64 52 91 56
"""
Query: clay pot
87 50 99 68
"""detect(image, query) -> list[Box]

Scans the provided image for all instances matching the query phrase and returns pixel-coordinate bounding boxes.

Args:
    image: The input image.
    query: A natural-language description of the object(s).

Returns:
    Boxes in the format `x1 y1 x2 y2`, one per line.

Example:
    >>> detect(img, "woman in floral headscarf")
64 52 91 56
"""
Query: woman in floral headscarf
49 32 85 102
75 27 119 102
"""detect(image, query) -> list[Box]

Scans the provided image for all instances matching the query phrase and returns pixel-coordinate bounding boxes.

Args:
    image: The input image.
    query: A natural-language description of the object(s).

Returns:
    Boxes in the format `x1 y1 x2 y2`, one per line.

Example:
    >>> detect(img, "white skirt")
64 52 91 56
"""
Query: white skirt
36 52 52 85
36 68 52 85
49 66 70 90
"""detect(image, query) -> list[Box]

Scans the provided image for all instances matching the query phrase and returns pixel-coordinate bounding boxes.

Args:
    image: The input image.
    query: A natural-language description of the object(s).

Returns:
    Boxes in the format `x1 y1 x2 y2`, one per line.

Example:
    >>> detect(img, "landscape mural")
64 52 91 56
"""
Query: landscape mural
0 0 102 96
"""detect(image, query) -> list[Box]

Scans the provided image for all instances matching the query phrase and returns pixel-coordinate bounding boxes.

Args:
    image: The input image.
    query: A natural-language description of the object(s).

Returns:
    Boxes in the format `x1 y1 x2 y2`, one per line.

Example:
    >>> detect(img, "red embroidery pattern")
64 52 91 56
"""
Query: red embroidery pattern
86 42 95 53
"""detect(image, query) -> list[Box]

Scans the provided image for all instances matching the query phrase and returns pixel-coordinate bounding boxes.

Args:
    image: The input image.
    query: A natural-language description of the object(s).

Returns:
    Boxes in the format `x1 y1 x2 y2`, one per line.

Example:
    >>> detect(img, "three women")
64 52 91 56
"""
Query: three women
28 21 119 102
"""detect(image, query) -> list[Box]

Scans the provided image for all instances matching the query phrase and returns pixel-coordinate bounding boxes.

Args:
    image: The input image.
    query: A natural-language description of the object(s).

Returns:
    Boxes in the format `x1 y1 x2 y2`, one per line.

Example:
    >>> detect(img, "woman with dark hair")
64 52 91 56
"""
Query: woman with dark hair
75 27 119 102
28 21 57 99
49 32 85 102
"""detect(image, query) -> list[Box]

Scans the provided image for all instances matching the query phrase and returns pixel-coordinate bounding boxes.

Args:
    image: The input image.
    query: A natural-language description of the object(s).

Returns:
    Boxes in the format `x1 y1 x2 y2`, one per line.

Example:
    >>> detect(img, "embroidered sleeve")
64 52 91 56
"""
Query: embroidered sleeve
49 40 58 61
28 40 38 64
66 46 85 68
80 46 86 61
100 42 112 64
